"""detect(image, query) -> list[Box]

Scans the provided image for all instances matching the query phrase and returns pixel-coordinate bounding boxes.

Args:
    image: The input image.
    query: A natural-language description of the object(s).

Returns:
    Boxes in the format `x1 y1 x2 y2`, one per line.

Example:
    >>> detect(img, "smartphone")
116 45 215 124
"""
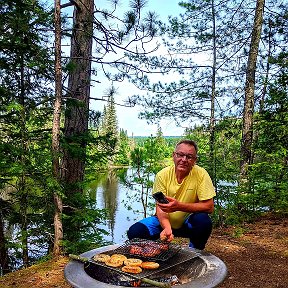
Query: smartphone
152 191 169 204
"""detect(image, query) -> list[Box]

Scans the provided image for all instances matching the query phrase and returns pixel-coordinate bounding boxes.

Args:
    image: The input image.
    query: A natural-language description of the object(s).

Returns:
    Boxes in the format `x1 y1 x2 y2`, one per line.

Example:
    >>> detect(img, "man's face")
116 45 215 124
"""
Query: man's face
173 143 197 174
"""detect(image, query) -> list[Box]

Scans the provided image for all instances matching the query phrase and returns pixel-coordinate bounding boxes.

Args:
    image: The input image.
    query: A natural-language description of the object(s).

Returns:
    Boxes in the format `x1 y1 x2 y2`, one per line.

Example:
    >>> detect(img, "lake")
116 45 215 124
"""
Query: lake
89 168 155 244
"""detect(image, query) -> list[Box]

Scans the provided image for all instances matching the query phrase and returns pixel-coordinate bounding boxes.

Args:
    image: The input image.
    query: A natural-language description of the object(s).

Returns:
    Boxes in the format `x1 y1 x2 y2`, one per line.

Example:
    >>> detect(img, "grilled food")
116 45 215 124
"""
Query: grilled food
122 265 142 274
124 258 143 267
93 253 111 263
110 254 127 262
105 258 123 267
141 261 160 270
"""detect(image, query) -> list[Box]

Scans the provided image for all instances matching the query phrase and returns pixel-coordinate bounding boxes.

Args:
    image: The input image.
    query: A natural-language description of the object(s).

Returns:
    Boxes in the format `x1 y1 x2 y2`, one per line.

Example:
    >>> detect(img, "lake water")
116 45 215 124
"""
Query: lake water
90 168 155 244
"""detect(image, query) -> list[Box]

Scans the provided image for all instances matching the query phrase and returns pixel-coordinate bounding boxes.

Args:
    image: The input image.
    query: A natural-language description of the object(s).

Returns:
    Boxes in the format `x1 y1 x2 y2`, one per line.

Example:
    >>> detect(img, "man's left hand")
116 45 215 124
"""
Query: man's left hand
157 196 178 213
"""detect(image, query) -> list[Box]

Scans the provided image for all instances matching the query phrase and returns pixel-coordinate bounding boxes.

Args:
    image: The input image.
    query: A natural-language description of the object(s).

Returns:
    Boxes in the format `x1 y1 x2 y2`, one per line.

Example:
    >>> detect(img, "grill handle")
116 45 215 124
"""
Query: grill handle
69 254 171 288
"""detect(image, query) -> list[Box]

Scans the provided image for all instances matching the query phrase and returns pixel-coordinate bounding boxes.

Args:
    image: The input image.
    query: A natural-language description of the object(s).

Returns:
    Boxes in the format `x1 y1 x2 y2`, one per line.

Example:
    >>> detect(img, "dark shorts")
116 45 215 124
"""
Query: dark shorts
127 213 213 250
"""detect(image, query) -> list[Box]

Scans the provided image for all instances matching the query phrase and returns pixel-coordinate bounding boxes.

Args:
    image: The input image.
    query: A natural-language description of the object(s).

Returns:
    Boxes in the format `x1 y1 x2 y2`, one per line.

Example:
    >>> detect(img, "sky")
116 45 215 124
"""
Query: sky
56 0 188 137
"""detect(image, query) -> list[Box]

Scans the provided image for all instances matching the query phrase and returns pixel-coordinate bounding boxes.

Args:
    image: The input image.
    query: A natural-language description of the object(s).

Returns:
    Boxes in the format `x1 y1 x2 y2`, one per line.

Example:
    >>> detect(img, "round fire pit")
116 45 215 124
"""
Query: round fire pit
65 244 227 288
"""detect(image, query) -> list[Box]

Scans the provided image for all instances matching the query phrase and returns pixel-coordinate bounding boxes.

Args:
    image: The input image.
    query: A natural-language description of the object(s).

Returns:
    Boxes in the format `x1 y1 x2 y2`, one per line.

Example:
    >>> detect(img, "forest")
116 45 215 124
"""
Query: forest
0 0 287 278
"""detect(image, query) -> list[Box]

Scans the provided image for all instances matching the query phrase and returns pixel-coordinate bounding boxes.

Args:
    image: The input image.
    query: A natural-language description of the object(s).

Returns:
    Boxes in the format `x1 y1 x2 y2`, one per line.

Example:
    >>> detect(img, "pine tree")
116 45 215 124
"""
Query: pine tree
115 129 131 166
60 0 158 247
100 92 119 163
104 93 119 141
0 0 54 268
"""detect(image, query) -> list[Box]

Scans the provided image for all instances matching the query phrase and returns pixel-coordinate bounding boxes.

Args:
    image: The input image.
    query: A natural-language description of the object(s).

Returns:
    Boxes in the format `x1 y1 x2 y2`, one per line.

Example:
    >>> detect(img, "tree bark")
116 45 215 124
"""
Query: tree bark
19 38 29 268
210 0 224 225
210 0 216 187
61 0 94 192
0 209 9 274
240 0 265 184
52 0 63 257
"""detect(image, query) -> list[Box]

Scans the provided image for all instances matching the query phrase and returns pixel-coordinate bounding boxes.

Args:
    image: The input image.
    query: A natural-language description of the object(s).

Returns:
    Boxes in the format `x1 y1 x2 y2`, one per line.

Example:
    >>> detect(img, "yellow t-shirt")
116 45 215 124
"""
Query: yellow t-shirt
152 164 216 229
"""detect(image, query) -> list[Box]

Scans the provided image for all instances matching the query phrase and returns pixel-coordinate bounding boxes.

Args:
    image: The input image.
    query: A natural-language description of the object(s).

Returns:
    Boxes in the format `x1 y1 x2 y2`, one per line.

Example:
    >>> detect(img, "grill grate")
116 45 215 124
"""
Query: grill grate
90 244 200 280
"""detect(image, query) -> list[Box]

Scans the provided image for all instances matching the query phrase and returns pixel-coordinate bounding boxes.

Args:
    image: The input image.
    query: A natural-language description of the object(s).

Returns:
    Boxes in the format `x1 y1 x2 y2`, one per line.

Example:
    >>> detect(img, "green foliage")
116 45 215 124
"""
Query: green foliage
185 120 241 184
86 132 119 170
100 92 118 137
114 129 131 166
122 135 169 218
61 192 110 254
0 0 56 269
130 146 145 168
248 52 288 214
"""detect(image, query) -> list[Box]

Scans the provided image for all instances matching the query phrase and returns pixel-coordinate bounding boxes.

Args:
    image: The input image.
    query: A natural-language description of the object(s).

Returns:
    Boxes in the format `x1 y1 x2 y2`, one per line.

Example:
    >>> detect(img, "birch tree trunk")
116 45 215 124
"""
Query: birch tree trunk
52 0 63 257
240 0 265 185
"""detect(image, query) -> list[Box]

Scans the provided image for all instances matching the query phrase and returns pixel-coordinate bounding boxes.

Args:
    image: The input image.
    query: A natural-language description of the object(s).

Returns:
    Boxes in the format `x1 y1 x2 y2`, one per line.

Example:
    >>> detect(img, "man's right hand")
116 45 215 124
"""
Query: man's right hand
160 227 174 242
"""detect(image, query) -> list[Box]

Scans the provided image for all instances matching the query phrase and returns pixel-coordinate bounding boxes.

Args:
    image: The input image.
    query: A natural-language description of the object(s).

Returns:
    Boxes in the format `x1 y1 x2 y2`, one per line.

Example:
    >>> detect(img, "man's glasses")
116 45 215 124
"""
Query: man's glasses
174 152 196 160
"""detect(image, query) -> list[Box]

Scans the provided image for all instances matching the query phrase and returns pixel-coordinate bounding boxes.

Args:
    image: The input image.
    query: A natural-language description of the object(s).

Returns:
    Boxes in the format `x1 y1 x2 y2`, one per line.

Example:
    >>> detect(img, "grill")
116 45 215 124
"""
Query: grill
65 244 228 288
89 239 200 280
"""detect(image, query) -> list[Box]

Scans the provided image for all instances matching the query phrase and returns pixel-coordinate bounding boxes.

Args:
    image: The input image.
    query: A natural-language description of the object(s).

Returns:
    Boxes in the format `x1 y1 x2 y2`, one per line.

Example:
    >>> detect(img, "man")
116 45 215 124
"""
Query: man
127 139 216 249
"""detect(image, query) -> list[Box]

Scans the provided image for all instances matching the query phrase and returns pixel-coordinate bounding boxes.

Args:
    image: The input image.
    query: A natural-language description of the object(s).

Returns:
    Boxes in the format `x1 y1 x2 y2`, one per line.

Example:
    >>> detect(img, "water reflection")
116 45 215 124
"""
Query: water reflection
90 168 155 244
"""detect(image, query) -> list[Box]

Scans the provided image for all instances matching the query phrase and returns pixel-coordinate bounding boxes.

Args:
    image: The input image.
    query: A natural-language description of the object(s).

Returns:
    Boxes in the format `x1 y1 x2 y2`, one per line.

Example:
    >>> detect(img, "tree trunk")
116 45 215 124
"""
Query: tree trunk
210 0 216 187
61 0 94 192
210 0 224 225
52 0 63 257
240 0 265 184
19 46 29 268
0 210 9 274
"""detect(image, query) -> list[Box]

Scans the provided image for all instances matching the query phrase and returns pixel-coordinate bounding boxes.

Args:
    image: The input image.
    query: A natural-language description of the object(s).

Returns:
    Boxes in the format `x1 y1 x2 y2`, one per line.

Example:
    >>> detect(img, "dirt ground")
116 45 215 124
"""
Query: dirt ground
0 213 287 288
